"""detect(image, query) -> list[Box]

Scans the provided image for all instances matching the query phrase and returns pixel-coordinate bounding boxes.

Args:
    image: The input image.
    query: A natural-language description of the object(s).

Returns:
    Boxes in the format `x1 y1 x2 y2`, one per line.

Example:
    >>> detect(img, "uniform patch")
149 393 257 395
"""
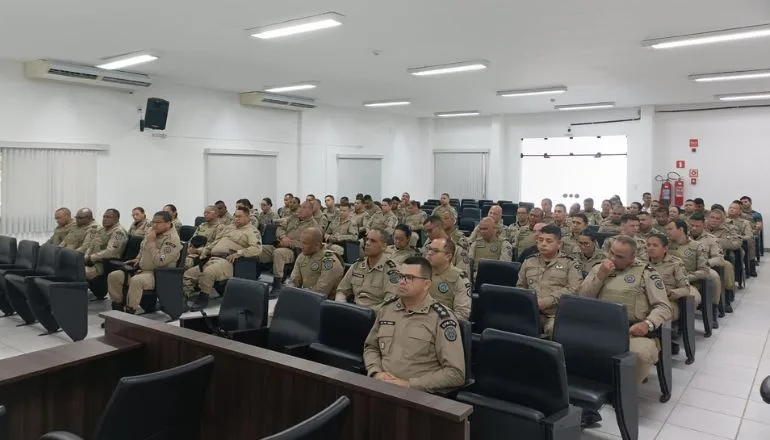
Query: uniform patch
431 303 450 319
440 319 457 329
684 249 694 257
444 326 457 342
388 270 400 284
323 258 334 271
490 245 498 253
379 320 396 326
438 282 450 293
556 263 564 269
624 274 636 283
463 255 471 264
654 280 665 290
310 262 320 272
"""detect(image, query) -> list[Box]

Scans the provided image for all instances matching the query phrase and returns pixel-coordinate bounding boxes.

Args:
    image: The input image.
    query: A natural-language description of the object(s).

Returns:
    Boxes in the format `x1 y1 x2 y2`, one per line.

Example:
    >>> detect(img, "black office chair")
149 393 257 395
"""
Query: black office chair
477 200 493 208
480 205 492 217
519 202 535 210
213 255 264 297
262 224 278 246
90 235 143 301
40 355 215 440
340 240 361 270
307 301 375 373
0 405 5 440
254 287 325 355
458 218 477 236
693 279 713 337
4 244 61 325
594 232 617 249
674 295 696 365
420 208 433 217
194 216 205 227
553 295 638 440
260 396 350 440
473 260 520 293
179 225 196 243
0 236 18 316
502 215 515 226
138 242 189 321
461 207 481 222
473 284 540 338
500 203 516 216
497 200 513 205
0 240 39 317
457 329 581 440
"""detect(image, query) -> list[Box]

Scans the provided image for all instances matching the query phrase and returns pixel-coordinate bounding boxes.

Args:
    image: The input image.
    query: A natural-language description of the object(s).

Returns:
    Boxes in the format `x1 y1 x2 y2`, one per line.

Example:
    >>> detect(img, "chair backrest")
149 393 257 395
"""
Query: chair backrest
594 232 617 248
0 236 17 265
37 244 61 276
179 225 196 243
194 216 205 227
552 295 630 383
91 355 215 440
219 278 268 331
15 240 39 270
341 241 360 265
476 329 569 417
477 285 540 337
497 200 513 205
461 207 481 220
474 260 520 292
55 248 85 282
458 319 472 383
500 203 516 216
176 243 188 268
0 404 6 440
480 205 492 217
262 224 278 246
477 200 493 208
502 215 514 226
317 301 375 355
122 235 144 260
458 219 477 233
269 287 326 351
260 396 350 440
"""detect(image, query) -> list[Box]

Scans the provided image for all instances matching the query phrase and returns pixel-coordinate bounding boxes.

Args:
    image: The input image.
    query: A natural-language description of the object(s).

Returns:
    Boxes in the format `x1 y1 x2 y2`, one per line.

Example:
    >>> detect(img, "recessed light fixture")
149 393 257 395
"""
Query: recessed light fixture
264 82 319 93
249 12 344 39
435 111 481 118
497 86 567 97
555 102 615 111
408 60 489 77
642 23 770 49
363 100 411 108
96 52 158 70
689 69 770 82
715 91 770 101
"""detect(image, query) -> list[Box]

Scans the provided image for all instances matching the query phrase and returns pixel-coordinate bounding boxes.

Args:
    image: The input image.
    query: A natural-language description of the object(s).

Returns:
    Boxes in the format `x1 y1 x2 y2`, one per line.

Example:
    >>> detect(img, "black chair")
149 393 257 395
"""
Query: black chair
501 203 516 216
0 240 38 317
3 244 60 325
458 218 477 236
213 256 264 296
461 198 477 206
594 232 617 249
653 321 674 403
307 301 375 373
473 284 540 338
481 205 492 217
27 248 88 340
693 279 713 337
420 208 433 217
90 235 144 301
194 216 205 227
457 329 581 440
553 295 638 440
0 405 5 440
477 200 493 208
254 287 325 355
0 235 17 316
426 199 439 205
473 260 520 293
502 215 515 226
40 355 215 440
461 207 481 221
181 278 269 345
497 200 512 205
674 296 696 365
138 242 189 321
761 376 770 404
340 240 361 269
260 396 350 440
179 225 196 242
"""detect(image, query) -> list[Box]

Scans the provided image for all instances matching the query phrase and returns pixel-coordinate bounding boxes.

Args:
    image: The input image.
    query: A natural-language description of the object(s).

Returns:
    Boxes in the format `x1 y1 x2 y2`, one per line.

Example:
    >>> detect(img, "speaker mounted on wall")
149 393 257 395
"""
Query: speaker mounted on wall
140 97 170 132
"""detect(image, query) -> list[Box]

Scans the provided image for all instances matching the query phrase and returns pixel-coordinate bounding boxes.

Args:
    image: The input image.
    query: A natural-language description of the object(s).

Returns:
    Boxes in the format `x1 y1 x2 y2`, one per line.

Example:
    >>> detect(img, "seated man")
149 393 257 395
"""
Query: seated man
561 213 588 257
269 201 319 290
183 206 263 310
637 212 654 239
517 225 583 337
385 224 418 265
552 204 572 237
128 207 152 237
508 205 531 239
602 214 647 260
47 207 75 245
431 193 457 218
645 233 700 322
575 231 604 276
324 203 358 243
236 198 260 231
83 209 129 280
582 198 603 226
468 217 513 276
511 207 543 257
335 228 399 308
425 238 471 320
61 208 98 251
469 205 505 242
214 200 232 224
402 201 427 247
653 207 671 233
364 198 398 237
694 212 734 311
363 256 465 393
598 205 624 234
421 215 471 275
185 205 221 269
289 227 344 299
106 211 182 314
321 194 339 231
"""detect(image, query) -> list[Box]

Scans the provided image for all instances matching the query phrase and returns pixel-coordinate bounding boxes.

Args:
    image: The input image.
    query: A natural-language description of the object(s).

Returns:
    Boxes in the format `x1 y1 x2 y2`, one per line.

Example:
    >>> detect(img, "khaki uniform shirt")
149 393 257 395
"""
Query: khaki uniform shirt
691 232 726 268
449 229 470 250
203 224 263 259
468 222 506 242
726 217 753 240
638 228 655 240
602 235 648 261
668 238 710 282
85 224 128 263
365 211 398 236
325 217 358 243
707 225 742 251
277 217 320 248
553 220 572 238
321 208 339 231
576 247 605 275
350 211 366 230
646 254 692 300
248 211 260 232
652 223 668 234
468 236 513 273
137 230 182 272
583 210 604 226
431 205 458 218
507 221 528 242
128 220 152 237
579 259 672 326
421 238 471 275
598 220 621 234
542 213 555 225
385 245 418 265
220 212 233 225
48 221 75 246
561 232 581 257
335 254 400 308
62 221 99 253
171 218 182 234
290 249 344 298
257 211 280 230
279 207 297 219
188 220 221 257
403 212 427 232
364 296 466 393
517 253 583 316
429 265 472 320
511 225 536 255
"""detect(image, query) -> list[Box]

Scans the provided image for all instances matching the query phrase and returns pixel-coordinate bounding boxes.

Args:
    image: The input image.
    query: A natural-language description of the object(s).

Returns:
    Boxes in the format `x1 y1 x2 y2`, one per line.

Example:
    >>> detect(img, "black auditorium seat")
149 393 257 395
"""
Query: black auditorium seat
138 243 188 321
306 301 375 373
259 396 350 440
179 225 196 243
89 235 143 301
0 240 39 317
4 243 60 325
253 287 325 355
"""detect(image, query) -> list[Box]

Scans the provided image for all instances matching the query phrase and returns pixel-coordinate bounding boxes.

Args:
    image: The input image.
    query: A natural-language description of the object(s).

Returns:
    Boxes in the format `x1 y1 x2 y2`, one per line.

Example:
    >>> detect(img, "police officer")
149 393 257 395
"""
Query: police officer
540 198 554 224
641 192 653 213
163 204 182 233
508 205 531 239
517 225 583 337
468 217 513 275
272 201 319 289
469 205 505 242
562 213 588 257
576 232 605 276
385 224 418 265
511 207 544 257
289 227 344 298
645 233 701 322
183 206 263 310
703 210 739 307
321 195 339 230
363 256 466 393
279 195 298 220
600 199 612 221
582 198 603 226
727 201 755 264
652 207 670 233
236 198 260 231
83 209 128 280
598 205 624 233
47 207 75 245
214 200 233 224
403 201 427 247
364 198 398 237
552 204 572 237
336 228 399 308
128 207 153 237
185 206 221 269
107 211 181 314
325 204 358 243
421 216 471 275
257 198 279 232
638 212 654 239
579 235 672 385
431 193 457 218
439 211 470 252
602 214 647 260
350 199 367 230
425 238 472 320
61 208 99 252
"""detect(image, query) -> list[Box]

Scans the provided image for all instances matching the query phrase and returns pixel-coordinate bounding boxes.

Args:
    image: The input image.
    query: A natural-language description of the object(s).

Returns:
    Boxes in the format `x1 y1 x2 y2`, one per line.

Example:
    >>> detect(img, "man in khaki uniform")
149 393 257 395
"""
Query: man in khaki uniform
214 200 233 225
385 225 418 265
403 201 427 247
704 210 739 307
128 207 153 237
562 213 588 257
511 208 544 257
469 217 513 275
439 211 470 252
364 256 466 393
185 206 221 269
311 199 324 224
727 201 755 262
324 204 358 243
602 214 647 260
645 233 700 321
469 205 505 242
279 195 298 220
681 200 696 223
598 205 624 233
576 232 605 276
289 228 344 298
541 198 555 225
364 198 398 237
350 199 367 230
107 211 181 314
638 212 654 239
236 199 260 232
184 206 263 310
421 216 471 275
425 238 472 320
61 208 99 252
582 198 603 226
83 209 128 280
257 198 280 232
362 195 382 218
508 205 531 239
652 207 670 234
272 202 319 287
336 228 400 308
163 204 182 233
579 235 672 385
552 204 572 237
47 207 75 245
517 225 583 337
321 195 338 231
431 193 457 218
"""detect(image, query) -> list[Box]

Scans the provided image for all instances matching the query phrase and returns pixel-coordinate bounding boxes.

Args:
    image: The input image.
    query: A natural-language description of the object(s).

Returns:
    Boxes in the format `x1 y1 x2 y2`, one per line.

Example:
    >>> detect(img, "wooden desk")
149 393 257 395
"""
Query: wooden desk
103 311 472 440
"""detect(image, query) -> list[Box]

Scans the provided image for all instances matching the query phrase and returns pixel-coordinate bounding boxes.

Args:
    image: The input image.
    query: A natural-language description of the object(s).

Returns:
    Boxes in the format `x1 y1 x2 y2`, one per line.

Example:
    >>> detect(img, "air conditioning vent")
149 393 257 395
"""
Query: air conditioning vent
48 69 99 80
102 76 153 87
24 60 153 91
239 91 316 111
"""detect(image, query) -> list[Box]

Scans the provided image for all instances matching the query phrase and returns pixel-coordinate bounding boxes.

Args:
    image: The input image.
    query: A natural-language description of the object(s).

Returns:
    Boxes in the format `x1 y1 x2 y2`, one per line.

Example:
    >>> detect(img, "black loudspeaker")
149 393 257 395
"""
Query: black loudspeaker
144 98 169 130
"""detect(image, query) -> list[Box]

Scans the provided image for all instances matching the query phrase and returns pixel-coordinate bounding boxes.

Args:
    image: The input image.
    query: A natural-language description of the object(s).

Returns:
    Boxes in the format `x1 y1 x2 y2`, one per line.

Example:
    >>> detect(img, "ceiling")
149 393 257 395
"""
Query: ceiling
1 0 770 117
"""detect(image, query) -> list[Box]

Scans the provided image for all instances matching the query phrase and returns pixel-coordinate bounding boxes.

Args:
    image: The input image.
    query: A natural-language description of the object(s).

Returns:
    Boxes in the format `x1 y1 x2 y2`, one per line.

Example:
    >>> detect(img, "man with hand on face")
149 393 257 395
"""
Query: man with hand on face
363 256 466 393
289 227 344 299
424 237 472 320
511 207 544 257
517 224 583 338
576 232 604 276
469 217 513 276
335 228 400 309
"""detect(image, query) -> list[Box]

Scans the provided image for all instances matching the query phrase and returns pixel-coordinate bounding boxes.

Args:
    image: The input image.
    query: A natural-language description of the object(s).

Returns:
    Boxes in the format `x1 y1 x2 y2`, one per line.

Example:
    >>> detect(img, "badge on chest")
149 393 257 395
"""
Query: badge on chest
438 282 450 293
310 262 320 272
624 274 636 283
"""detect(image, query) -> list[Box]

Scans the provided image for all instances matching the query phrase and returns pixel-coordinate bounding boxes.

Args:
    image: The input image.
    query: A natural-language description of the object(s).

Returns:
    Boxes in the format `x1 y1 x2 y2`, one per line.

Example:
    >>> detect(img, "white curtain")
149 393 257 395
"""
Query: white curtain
337 157 382 200
434 151 488 199
0 148 97 240
205 150 278 207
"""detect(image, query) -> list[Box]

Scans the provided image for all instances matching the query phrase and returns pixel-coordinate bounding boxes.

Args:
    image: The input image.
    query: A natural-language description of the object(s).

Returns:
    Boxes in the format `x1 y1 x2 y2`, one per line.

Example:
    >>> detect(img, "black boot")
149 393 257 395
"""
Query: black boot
189 293 209 312
717 302 725 318
270 277 283 299
581 409 602 428
712 305 720 329
727 289 735 303
725 301 734 313
110 301 123 311
671 342 680 355
750 261 758 277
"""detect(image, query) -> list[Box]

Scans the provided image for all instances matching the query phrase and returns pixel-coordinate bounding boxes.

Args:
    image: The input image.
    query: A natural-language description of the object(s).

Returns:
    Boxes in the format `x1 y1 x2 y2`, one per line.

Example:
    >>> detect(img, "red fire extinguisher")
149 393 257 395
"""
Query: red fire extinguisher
656 172 682 206
674 179 685 207
659 179 672 205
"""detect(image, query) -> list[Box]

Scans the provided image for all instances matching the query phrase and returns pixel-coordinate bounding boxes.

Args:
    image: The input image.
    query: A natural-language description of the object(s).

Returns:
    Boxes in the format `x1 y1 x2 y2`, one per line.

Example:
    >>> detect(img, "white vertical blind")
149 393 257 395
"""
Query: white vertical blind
0 148 98 240
434 151 488 199
337 156 382 200
205 149 278 208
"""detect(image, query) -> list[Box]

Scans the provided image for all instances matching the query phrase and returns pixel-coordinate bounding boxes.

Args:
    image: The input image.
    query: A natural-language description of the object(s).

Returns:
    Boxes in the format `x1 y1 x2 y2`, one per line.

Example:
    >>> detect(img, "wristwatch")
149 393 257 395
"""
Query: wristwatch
644 320 655 332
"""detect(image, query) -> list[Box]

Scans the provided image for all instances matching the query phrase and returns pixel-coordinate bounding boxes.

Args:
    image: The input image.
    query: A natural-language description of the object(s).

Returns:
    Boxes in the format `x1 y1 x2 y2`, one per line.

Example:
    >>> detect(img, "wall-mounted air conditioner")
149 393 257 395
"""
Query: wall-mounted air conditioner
24 60 153 91
239 92 316 111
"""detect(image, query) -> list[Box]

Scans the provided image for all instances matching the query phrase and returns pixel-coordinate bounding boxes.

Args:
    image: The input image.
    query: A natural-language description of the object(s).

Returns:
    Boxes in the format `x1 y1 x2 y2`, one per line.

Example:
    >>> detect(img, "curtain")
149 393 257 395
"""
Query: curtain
0 148 97 241
337 157 382 200
434 151 488 199
205 151 278 206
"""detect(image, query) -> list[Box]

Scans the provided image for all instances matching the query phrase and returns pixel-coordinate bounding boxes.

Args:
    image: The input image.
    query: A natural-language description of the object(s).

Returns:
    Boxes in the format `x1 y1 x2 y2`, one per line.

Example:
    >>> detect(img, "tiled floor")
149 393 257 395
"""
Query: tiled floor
1 268 770 439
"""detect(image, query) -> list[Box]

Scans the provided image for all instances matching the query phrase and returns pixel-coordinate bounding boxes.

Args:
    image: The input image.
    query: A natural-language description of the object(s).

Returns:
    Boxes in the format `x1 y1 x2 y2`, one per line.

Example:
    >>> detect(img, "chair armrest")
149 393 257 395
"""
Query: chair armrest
227 328 265 346
41 432 85 440
612 350 639 431
433 378 476 400
542 404 582 435
282 343 312 357
249 327 271 348
179 315 215 333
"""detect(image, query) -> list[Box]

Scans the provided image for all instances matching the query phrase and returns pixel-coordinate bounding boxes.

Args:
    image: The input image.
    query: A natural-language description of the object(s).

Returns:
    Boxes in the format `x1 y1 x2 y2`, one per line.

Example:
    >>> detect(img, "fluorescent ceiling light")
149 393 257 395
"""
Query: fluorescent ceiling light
97 53 158 70
715 91 770 101
555 102 615 111
250 12 344 39
363 100 411 107
689 69 770 82
264 82 318 93
408 60 489 77
642 24 770 49
497 86 567 97
435 111 481 118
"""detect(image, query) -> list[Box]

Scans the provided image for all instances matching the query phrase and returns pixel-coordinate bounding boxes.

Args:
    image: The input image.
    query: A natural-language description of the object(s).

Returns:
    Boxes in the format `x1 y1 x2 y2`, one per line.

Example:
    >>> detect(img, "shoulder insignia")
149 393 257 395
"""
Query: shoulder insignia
322 257 334 271
654 279 665 290
385 260 398 268
383 295 399 306
431 302 450 319
379 320 396 326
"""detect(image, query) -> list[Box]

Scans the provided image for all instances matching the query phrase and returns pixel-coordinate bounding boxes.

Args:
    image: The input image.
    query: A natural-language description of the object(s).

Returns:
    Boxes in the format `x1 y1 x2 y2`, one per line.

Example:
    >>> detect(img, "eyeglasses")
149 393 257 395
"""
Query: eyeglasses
398 274 429 283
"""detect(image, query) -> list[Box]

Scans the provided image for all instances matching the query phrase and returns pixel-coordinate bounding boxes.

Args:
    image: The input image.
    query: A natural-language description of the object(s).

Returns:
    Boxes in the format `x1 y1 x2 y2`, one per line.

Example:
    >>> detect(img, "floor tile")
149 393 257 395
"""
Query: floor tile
690 371 755 399
679 387 748 417
742 400 770 426
668 404 742 439
737 419 770 440
595 407 661 440
656 424 733 440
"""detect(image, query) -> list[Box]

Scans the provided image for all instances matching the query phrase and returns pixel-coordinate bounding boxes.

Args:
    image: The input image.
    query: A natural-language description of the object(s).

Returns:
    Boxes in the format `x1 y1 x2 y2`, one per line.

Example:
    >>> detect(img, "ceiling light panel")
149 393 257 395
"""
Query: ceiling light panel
715 91 770 101
435 111 481 118
363 100 411 107
264 82 318 93
96 53 158 70
555 102 615 111
408 60 489 77
250 12 344 39
642 24 770 49
689 69 770 82
497 86 567 97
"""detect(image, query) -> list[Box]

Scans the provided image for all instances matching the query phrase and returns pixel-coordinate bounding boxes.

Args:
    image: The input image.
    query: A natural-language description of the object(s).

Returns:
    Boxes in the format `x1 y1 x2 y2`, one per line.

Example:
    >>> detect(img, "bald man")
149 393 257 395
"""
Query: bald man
289 227 344 298
469 217 513 275
47 207 75 246
469 205 506 241
61 208 99 252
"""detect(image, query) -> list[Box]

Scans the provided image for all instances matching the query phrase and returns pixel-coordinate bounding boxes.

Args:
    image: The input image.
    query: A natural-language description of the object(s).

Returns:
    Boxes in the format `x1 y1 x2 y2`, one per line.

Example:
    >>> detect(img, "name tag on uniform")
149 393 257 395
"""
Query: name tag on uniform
379 320 395 326
352 273 365 279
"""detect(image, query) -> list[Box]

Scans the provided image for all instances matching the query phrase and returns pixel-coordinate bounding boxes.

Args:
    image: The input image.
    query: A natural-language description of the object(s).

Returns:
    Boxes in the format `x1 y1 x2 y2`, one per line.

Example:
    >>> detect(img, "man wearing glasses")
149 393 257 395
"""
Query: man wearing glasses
363 256 465 393
425 238 471 320
575 232 605 277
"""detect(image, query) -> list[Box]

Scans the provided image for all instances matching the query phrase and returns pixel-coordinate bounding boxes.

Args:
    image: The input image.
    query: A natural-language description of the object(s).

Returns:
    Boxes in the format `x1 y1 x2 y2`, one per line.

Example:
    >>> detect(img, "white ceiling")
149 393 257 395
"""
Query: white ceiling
1 0 770 116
